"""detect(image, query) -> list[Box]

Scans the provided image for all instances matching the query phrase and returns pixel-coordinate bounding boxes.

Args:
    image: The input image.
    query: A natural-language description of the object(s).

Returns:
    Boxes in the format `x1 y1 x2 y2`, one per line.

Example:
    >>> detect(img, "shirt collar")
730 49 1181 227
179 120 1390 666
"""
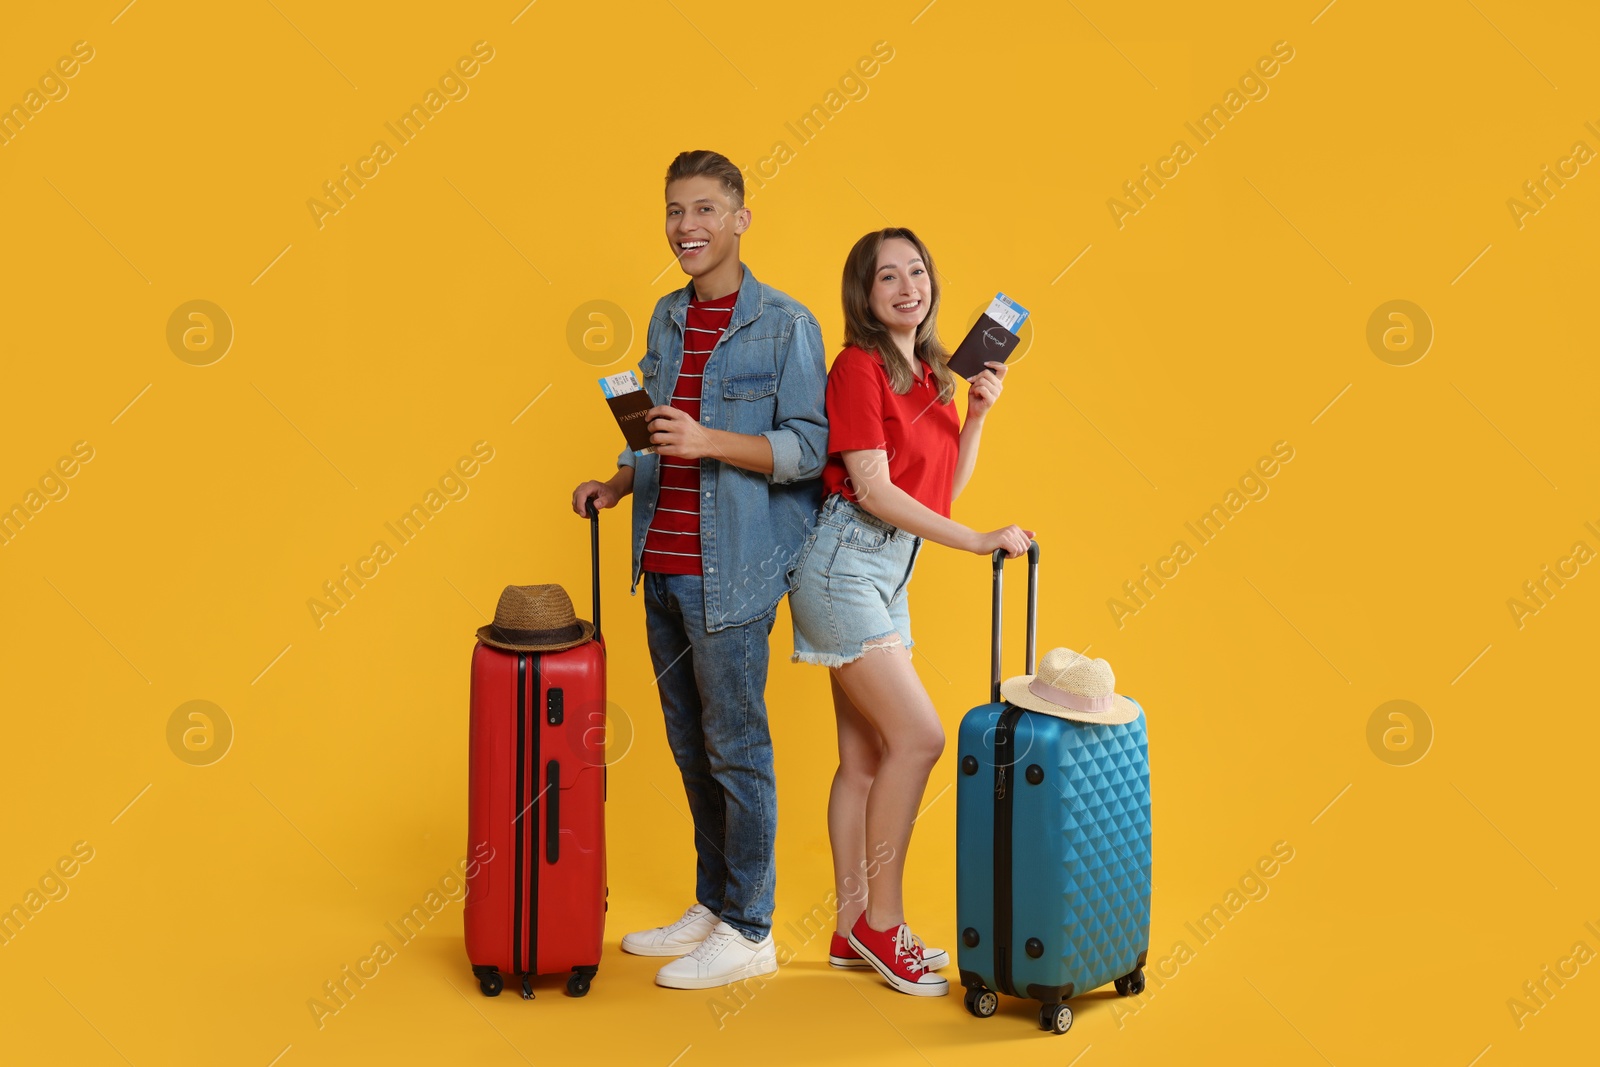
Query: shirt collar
867 345 930 382
669 263 761 331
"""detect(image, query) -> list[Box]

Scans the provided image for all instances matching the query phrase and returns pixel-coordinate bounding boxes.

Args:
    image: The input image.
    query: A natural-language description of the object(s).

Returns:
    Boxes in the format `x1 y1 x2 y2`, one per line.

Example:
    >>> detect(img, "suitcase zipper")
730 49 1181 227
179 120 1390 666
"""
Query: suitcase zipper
513 655 526 979
512 654 543 981
528 653 541 976
993 705 1024 999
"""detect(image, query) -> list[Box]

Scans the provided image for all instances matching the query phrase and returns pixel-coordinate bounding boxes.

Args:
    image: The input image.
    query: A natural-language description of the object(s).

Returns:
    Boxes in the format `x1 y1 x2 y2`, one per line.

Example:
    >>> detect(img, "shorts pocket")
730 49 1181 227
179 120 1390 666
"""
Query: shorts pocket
793 519 845 584
840 520 892 552
890 539 922 601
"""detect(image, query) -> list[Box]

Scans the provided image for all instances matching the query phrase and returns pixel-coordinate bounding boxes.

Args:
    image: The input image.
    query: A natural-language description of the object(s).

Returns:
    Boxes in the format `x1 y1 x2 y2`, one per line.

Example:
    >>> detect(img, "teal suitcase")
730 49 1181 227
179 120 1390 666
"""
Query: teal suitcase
955 544 1153 1034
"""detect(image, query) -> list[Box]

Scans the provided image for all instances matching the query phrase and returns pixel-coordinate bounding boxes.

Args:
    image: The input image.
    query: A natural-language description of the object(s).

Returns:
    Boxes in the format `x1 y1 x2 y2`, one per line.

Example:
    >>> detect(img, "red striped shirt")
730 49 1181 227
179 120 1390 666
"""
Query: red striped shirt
642 288 739 575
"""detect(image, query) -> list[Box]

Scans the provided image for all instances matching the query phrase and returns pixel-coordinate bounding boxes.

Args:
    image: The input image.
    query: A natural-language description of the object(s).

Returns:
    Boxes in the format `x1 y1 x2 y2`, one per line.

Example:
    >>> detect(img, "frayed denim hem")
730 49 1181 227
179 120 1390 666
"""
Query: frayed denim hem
791 630 912 668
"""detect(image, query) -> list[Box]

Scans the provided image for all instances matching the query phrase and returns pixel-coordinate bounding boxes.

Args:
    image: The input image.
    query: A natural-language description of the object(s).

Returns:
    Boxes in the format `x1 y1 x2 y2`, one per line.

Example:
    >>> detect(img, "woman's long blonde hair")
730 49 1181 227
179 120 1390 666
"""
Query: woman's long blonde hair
841 227 956 404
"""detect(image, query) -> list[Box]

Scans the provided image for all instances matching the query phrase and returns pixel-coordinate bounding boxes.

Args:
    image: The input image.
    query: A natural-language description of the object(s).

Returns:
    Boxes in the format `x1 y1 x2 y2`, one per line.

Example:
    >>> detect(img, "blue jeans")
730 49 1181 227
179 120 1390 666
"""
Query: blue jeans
643 570 778 941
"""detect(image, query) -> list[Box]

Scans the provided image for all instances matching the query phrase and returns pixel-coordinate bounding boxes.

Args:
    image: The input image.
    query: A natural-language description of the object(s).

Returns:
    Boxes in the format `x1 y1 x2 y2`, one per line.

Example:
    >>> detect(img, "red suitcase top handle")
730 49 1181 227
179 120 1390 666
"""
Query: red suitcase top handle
990 541 1040 704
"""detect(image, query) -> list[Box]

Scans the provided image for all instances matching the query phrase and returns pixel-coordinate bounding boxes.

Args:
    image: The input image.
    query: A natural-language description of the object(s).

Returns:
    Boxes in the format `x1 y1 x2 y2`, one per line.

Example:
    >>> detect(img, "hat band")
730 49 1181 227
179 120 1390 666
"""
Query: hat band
491 620 584 645
1028 677 1115 713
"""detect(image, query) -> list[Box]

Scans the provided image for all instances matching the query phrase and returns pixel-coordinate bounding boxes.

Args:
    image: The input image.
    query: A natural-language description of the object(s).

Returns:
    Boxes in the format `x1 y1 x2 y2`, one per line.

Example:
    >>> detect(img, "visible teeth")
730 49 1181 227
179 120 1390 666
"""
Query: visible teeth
680 241 707 250
895 300 920 310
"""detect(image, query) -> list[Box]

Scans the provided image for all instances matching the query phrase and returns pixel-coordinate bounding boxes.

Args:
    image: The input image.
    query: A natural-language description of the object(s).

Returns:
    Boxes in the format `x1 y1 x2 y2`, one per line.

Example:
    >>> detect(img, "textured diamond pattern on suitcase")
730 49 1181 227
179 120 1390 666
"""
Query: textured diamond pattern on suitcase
1050 713 1151 994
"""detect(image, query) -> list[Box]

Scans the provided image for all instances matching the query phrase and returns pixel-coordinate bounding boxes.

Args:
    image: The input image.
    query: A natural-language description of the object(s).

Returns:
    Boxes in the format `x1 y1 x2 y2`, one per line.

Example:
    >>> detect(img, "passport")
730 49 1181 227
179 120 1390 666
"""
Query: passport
948 309 1022 379
948 292 1028 378
599 371 656 455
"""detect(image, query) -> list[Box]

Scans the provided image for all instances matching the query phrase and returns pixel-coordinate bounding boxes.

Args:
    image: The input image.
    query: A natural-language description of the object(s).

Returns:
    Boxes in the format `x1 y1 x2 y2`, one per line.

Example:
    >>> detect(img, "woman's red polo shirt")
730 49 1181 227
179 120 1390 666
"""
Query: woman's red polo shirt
819 345 961 519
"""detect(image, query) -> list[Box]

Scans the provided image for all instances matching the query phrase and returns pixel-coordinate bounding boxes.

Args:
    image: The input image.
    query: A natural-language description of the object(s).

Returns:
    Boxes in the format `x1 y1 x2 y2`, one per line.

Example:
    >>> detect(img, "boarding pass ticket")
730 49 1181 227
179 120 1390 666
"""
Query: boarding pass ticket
599 370 642 398
985 292 1030 334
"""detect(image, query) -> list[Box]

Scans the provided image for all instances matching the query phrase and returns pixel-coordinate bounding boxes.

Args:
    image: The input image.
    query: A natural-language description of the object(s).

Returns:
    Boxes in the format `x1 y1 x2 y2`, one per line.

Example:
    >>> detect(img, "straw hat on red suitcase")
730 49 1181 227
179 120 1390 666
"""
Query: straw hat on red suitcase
476 584 594 652
1001 648 1140 725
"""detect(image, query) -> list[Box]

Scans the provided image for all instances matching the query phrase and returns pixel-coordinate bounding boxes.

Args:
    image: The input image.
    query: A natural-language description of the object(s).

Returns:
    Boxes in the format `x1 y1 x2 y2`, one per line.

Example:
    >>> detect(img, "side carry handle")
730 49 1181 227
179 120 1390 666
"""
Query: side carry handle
545 760 561 864
989 541 1040 704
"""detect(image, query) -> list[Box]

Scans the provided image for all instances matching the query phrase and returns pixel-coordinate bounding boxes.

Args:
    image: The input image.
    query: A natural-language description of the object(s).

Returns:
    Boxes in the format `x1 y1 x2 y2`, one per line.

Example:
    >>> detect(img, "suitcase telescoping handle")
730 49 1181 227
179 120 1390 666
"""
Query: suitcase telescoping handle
585 498 601 640
990 541 1040 704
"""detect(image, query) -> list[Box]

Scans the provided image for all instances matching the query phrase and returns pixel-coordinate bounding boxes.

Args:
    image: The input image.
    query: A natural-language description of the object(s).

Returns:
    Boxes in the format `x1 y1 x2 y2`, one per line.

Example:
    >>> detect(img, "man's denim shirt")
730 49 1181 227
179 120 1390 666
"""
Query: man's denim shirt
616 265 828 632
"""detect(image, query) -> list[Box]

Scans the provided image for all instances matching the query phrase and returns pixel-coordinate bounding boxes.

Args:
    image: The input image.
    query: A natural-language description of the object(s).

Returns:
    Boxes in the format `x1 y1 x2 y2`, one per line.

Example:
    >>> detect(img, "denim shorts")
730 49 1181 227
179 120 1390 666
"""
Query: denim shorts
787 494 923 667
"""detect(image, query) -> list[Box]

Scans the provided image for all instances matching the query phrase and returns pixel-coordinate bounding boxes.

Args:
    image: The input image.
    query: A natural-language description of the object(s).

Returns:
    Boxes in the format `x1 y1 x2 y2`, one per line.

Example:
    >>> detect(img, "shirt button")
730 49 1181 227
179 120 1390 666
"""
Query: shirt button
707 566 714 573
704 492 711 497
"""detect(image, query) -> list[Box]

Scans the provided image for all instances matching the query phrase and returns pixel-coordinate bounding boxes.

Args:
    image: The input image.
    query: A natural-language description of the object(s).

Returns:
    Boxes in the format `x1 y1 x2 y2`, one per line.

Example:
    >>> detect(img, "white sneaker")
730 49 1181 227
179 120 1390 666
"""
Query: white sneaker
621 903 720 957
654 921 779 989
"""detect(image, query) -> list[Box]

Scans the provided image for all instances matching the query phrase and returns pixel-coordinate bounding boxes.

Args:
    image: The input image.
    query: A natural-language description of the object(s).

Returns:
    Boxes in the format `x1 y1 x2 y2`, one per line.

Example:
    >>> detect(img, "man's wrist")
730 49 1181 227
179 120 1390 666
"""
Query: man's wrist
699 426 725 459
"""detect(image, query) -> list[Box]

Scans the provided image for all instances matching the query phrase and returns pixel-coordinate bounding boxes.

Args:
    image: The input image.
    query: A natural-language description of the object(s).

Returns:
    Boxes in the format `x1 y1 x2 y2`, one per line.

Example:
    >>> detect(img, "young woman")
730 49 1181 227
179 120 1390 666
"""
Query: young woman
786 227 1032 996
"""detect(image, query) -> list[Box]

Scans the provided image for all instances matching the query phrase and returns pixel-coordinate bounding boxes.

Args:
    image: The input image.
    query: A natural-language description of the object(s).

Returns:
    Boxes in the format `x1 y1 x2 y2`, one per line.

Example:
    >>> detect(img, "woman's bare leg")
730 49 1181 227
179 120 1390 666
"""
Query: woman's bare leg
828 668 882 935
832 635 944 931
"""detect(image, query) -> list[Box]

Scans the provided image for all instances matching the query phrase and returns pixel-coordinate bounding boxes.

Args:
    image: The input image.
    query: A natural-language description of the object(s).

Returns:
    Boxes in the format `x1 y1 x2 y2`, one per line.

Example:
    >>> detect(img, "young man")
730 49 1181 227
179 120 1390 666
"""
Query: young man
571 150 827 989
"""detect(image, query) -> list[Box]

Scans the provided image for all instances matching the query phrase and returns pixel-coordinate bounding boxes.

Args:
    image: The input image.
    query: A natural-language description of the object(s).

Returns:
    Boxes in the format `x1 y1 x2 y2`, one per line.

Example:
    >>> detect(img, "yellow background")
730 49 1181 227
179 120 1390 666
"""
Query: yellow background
2 1 1596 1064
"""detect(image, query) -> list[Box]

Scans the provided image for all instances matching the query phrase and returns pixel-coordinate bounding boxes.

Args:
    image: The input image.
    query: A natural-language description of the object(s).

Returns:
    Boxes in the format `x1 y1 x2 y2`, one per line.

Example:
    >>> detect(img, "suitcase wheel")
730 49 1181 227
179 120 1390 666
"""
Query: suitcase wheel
1114 968 1146 997
963 988 998 1018
478 971 504 998
1038 1002 1073 1035
566 971 594 997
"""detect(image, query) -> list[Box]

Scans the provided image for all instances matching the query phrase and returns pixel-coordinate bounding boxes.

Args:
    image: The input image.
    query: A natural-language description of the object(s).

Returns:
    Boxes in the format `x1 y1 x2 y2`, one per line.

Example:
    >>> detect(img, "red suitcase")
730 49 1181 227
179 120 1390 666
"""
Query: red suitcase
464 504 607 999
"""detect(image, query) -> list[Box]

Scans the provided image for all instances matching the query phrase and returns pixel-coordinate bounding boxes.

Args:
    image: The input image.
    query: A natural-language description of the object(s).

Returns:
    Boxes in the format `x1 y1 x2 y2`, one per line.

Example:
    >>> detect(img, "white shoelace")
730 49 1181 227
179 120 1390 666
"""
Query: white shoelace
666 905 708 933
894 924 930 975
688 928 737 962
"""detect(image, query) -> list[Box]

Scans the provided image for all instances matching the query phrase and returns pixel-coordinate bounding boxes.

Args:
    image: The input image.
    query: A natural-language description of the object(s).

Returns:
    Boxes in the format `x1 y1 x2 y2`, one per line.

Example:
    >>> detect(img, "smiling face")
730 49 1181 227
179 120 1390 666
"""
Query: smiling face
665 175 747 280
868 237 932 332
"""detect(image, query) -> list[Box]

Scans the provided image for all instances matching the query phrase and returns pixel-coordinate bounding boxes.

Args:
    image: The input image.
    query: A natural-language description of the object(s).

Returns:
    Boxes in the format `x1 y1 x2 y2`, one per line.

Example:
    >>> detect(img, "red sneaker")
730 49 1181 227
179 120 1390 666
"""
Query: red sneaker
829 931 949 971
846 915 949 996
